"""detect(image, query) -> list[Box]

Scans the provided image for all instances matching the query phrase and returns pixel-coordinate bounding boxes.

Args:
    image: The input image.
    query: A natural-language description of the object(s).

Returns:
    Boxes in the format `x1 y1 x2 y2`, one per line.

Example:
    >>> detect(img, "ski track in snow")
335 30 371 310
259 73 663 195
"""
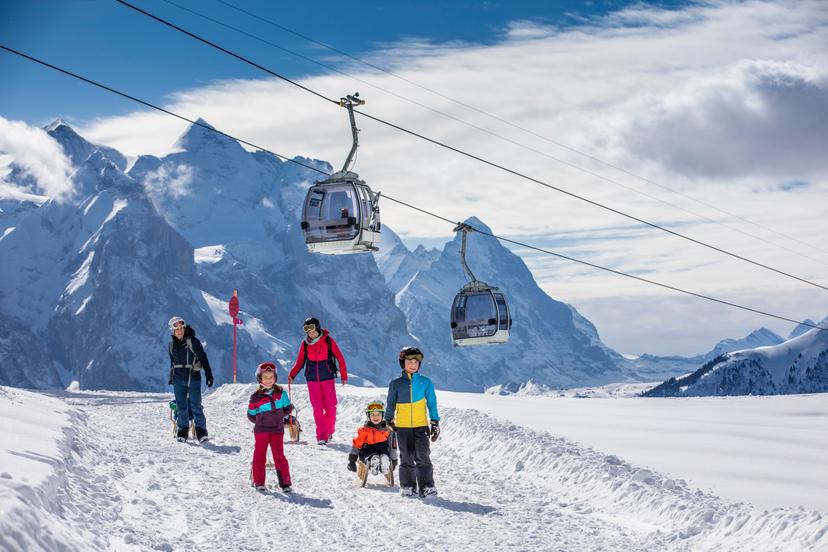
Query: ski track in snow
5 385 827 552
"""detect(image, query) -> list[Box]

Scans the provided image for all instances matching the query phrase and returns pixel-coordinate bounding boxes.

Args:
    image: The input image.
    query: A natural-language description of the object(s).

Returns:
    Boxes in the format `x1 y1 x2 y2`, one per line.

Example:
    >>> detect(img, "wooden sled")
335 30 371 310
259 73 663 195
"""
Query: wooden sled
356 458 394 488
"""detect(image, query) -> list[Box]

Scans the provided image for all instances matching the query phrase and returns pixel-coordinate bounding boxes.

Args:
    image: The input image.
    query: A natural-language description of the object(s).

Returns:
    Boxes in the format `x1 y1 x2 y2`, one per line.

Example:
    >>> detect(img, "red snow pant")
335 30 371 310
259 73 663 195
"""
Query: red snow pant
307 379 337 441
251 432 292 487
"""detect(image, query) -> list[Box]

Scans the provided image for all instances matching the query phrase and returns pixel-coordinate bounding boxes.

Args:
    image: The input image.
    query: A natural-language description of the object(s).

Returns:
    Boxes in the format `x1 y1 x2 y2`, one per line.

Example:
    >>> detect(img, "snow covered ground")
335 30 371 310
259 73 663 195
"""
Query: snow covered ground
1 384 826 551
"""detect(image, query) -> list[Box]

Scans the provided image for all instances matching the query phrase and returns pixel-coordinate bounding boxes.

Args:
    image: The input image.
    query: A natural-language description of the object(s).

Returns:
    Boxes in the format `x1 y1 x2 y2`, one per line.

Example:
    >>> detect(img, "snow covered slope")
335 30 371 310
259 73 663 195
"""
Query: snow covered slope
1 384 825 551
645 318 828 396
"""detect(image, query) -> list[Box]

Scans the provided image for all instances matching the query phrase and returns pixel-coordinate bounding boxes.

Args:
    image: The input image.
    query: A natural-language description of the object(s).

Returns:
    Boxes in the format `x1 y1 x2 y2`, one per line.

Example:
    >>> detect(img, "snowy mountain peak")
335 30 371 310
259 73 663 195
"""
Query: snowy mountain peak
708 326 784 359
43 118 69 133
46 119 127 172
174 118 244 157
789 318 819 339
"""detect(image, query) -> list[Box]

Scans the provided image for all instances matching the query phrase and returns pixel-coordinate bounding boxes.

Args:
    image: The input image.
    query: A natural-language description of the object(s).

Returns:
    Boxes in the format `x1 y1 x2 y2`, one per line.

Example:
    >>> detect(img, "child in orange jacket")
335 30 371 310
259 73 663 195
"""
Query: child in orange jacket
347 400 398 476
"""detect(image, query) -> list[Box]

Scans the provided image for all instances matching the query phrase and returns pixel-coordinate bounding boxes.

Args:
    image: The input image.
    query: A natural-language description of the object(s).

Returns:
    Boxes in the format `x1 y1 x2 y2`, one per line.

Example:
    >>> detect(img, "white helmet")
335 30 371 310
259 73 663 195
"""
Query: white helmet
168 316 186 333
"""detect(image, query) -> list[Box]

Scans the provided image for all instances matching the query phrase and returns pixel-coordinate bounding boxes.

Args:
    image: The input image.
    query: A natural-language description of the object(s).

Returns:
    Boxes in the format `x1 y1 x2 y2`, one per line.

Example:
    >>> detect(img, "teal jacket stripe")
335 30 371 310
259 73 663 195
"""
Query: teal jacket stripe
385 371 440 423
247 393 290 416
414 373 440 421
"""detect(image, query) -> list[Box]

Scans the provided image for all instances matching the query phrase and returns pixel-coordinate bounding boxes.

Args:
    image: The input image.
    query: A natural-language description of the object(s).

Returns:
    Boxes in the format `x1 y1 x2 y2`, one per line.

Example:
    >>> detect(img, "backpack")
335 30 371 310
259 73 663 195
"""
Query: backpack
302 335 337 378
169 337 203 372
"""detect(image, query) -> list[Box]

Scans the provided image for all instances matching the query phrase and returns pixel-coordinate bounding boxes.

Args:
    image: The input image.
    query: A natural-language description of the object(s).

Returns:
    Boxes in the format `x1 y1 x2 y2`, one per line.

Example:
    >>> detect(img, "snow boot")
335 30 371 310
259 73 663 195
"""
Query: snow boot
281 485 293 493
317 439 326 446
400 486 416 497
176 426 189 442
254 485 267 492
195 426 209 443
420 486 438 498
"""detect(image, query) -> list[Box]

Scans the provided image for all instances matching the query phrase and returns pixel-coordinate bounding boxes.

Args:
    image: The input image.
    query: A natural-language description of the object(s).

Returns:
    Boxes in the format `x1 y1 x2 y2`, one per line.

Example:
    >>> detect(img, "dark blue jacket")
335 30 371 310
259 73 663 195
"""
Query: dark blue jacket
168 326 213 384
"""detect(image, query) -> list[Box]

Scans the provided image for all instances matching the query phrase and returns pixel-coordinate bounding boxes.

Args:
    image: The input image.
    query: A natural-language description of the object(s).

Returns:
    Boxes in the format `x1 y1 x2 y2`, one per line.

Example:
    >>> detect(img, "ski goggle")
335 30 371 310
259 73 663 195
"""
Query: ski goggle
303 324 318 333
257 362 276 374
365 401 385 413
401 353 423 362
171 320 185 329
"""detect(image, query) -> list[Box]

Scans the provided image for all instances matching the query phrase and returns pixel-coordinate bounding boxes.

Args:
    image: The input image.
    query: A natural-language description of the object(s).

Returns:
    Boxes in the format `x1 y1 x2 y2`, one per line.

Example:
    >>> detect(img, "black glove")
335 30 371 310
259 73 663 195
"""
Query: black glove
387 420 397 432
168 378 173 385
347 452 358 472
391 459 397 471
429 420 440 442
206 374 214 387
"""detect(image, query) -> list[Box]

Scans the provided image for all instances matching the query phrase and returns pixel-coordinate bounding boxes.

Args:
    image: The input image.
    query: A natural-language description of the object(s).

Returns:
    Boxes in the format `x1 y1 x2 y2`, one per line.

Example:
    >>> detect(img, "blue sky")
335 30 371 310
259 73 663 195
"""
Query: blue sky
0 0 685 124
2 0 827 355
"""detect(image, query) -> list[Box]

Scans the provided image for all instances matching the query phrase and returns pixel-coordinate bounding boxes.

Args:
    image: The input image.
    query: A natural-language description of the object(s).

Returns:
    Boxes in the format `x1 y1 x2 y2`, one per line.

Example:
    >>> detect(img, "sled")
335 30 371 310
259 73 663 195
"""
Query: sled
356 456 394 488
285 413 302 444
249 461 283 489
168 400 197 440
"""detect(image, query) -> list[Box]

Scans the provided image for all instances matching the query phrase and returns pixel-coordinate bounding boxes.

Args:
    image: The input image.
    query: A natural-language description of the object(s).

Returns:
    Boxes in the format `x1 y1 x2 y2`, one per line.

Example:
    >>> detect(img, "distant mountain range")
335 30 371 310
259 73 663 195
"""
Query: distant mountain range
644 317 828 397
1 119 649 392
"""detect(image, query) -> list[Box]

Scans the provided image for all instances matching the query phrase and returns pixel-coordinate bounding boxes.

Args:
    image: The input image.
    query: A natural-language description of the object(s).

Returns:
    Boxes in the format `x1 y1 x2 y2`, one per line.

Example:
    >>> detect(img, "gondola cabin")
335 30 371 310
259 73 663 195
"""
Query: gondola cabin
300 171 380 254
450 281 511 346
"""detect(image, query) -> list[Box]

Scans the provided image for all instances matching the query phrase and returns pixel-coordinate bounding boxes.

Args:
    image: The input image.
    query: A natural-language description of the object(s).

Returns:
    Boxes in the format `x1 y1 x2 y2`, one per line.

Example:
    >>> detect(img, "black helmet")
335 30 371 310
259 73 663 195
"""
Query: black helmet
398 345 424 368
303 317 321 334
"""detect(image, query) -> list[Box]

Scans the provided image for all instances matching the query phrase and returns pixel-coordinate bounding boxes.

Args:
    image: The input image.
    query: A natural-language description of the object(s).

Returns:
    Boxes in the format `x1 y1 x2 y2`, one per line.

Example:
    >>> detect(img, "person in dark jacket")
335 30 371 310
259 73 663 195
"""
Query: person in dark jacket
385 346 440 498
248 362 293 492
167 316 214 443
287 317 348 445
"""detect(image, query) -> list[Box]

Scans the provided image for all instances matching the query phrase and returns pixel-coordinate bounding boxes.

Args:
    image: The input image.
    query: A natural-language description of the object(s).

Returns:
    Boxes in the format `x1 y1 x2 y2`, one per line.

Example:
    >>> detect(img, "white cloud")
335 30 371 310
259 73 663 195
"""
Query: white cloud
602 60 828 178
77 0 828 354
0 116 75 201
142 163 194 198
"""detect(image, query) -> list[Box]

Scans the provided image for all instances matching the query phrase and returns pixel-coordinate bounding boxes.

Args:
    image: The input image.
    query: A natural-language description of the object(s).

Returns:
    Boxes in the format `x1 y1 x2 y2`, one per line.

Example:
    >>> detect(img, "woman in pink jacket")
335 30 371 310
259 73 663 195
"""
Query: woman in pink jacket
288 317 348 445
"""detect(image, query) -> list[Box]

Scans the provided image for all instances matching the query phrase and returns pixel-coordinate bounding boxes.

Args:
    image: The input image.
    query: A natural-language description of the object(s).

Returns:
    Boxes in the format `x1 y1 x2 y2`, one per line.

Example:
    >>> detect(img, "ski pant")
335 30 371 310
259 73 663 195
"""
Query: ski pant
173 378 206 430
307 379 337 441
396 427 433 490
251 432 292 487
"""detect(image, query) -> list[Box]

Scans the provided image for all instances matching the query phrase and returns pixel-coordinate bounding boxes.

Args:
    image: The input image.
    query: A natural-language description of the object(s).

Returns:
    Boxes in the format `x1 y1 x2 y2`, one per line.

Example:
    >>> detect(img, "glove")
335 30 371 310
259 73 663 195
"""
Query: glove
347 452 358 472
387 420 397 432
429 420 440 442
168 378 173 385
206 374 214 387
283 415 295 424
390 459 397 471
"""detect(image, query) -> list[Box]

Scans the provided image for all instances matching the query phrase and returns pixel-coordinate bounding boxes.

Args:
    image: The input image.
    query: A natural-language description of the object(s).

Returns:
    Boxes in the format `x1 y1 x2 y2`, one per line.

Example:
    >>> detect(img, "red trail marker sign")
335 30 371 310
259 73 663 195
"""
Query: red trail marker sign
228 290 242 384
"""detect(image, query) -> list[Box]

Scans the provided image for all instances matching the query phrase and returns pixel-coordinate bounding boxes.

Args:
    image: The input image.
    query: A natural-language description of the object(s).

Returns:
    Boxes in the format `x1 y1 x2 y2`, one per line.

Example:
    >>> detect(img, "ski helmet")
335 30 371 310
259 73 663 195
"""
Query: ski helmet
256 361 277 383
303 317 321 334
168 316 186 333
365 400 385 419
399 346 424 368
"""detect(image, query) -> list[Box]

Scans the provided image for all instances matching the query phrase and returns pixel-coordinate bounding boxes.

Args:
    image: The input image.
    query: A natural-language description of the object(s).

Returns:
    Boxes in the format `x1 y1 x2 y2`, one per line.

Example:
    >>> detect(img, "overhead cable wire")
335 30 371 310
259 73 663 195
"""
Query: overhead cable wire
161 0 828 271
1 42 824 333
0 45 329 178
112 0 828 293
212 0 828 262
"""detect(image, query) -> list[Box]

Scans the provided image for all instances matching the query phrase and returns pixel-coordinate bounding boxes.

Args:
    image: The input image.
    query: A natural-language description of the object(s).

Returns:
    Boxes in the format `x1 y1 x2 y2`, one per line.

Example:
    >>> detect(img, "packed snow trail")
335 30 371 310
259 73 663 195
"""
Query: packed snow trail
2 384 826 551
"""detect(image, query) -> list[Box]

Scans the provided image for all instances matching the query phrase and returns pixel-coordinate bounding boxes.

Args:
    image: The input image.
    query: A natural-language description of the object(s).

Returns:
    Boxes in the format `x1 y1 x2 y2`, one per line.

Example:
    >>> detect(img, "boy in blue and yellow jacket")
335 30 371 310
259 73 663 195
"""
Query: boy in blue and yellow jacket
385 346 440 498
248 362 293 492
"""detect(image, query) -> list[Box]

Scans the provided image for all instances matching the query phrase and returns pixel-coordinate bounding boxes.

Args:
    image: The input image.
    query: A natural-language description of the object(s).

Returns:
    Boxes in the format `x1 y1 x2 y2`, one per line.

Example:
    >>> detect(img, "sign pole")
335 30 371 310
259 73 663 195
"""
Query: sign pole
228 290 240 384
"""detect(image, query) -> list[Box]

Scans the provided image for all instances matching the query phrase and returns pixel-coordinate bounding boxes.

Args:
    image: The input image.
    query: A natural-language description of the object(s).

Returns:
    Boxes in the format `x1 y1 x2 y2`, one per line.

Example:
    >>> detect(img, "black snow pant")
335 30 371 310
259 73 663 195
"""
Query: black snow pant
396 427 433 490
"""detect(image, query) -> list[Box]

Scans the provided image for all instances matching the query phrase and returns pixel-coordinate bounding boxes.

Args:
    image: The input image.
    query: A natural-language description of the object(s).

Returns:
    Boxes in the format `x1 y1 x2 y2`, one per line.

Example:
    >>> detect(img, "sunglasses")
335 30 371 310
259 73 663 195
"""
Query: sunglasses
402 354 423 362
303 324 318 333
